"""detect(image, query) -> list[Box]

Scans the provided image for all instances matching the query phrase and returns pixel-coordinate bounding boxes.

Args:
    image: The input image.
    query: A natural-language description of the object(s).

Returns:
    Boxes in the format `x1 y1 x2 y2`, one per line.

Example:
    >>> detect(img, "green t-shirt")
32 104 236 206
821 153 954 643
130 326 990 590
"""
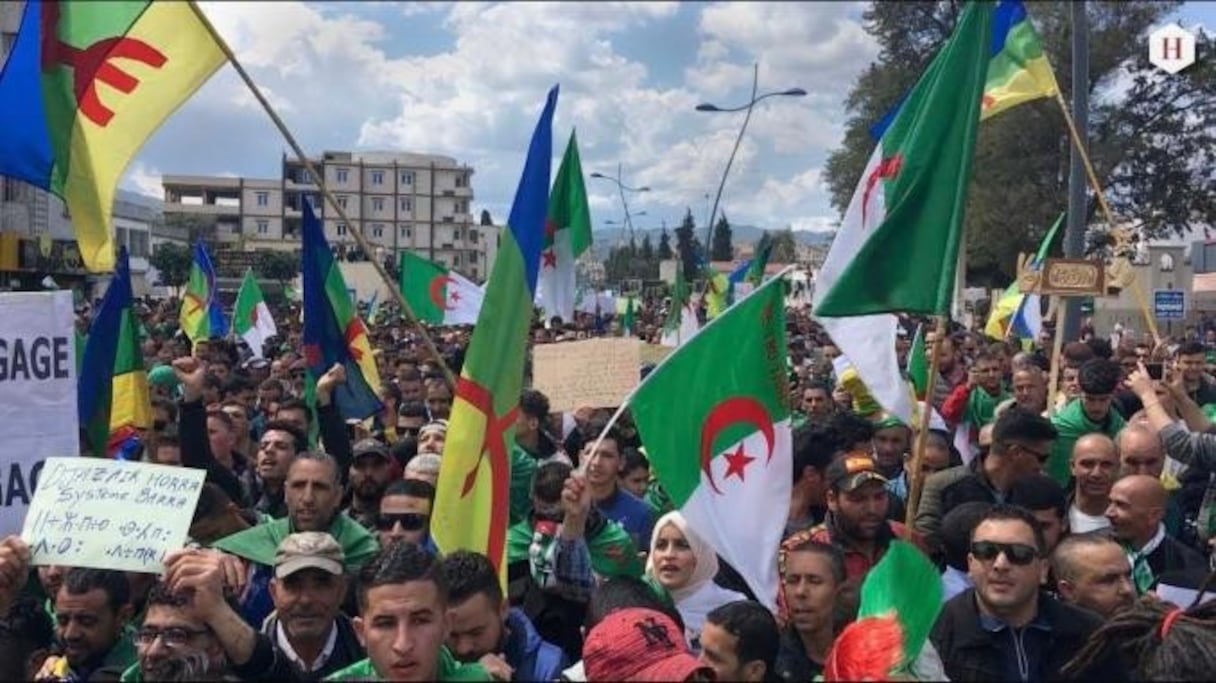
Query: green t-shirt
325 648 490 681
1048 399 1126 485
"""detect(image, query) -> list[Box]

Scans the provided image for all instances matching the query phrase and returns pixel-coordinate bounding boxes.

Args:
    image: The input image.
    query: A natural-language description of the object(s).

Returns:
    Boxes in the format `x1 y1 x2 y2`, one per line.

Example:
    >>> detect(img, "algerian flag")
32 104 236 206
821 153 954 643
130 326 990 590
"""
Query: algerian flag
631 275 791 608
399 251 484 325
539 130 592 323
233 269 276 358
813 2 991 425
661 259 700 348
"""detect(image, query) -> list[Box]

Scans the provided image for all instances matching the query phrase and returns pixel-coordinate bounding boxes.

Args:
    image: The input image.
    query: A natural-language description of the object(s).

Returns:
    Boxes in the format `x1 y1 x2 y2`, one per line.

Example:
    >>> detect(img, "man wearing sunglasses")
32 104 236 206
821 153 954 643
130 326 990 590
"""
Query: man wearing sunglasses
931 505 1124 682
377 479 437 553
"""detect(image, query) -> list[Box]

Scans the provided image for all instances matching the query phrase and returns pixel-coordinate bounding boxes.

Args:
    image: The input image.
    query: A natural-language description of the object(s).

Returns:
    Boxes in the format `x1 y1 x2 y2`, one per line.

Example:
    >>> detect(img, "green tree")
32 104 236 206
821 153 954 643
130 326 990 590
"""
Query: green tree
770 227 798 263
674 208 702 281
823 1 1213 287
640 234 655 261
148 242 193 288
710 213 734 261
657 225 674 260
258 250 299 289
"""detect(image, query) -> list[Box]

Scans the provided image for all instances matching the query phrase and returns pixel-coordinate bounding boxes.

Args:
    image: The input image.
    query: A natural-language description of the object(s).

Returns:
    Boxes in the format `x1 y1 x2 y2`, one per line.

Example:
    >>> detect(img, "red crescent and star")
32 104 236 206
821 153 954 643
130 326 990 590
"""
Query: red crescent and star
698 396 776 495
428 274 456 311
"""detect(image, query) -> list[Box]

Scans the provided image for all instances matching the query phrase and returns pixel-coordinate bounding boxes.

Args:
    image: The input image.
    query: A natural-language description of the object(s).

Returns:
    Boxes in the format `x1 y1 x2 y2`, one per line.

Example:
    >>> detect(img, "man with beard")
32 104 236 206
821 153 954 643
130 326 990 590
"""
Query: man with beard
124 582 233 682
212 452 380 628
440 550 567 681
377 479 437 552
36 569 135 681
807 454 911 593
345 439 395 530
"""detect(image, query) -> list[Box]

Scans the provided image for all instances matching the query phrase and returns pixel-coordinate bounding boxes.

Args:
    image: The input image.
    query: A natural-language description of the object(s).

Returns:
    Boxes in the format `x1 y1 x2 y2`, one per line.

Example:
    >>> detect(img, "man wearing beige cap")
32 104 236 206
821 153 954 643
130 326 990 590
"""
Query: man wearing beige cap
231 532 364 680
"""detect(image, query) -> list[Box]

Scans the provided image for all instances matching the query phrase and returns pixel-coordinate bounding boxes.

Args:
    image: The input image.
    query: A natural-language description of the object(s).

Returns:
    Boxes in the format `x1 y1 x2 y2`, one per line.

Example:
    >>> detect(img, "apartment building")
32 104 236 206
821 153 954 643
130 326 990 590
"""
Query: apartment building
162 150 491 280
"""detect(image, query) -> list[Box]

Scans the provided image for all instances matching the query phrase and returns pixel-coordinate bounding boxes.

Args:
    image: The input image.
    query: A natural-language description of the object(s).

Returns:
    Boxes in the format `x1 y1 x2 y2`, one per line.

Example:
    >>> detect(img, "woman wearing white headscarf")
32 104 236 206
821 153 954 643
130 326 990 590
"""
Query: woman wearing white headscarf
646 510 747 652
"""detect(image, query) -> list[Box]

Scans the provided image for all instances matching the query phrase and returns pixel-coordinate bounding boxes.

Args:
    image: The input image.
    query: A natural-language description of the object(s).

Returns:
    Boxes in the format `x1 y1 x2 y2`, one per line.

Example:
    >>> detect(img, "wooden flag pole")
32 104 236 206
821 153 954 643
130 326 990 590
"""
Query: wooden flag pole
905 314 947 529
1046 304 1067 417
1052 91 1159 344
188 1 456 386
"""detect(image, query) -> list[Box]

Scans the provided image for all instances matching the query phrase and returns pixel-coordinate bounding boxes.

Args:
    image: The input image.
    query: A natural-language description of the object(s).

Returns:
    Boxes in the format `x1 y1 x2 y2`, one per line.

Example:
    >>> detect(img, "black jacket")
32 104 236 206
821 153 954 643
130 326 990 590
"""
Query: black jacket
231 614 365 681
931 589 1126 682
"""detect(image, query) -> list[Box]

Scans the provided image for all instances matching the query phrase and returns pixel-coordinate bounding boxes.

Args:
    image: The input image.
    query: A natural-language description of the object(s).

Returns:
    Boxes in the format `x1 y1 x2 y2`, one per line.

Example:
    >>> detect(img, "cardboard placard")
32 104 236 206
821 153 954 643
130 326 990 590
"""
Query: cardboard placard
533 338 640 411
22 458 206 573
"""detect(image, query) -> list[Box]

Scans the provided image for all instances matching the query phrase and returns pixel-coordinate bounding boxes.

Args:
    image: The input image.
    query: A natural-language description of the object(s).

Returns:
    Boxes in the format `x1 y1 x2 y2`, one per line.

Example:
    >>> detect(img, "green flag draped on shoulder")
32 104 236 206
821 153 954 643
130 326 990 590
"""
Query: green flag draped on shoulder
631 276 791 608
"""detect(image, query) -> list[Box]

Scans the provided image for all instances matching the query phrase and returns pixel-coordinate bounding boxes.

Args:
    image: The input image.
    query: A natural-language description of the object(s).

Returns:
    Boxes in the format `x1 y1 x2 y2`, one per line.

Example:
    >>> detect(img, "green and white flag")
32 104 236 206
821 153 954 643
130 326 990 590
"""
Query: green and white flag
539 130 592 322
233 268 276 358
661 259 700 348
631 276 791 608
399 251 484 325
812 1 991 425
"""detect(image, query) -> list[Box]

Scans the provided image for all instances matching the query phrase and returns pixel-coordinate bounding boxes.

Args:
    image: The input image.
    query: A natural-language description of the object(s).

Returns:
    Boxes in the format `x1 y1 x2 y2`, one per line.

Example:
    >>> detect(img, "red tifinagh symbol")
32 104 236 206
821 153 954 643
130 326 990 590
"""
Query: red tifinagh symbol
453 377 518 571
182 292 205 317
861 154 903 230
981 93 995 109
40 1 168 128
343 318 368 361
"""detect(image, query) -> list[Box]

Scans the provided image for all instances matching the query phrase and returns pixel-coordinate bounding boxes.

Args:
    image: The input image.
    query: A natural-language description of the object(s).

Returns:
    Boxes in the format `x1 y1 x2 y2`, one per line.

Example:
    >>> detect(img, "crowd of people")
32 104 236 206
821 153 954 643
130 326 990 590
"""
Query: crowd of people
1 292 1215 681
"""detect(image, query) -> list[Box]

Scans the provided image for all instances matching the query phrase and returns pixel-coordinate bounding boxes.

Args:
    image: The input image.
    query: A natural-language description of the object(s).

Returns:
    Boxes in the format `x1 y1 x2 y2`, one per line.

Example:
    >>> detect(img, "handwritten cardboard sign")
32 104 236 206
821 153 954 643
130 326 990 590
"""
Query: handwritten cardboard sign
22 458 205 573
533 338 641 411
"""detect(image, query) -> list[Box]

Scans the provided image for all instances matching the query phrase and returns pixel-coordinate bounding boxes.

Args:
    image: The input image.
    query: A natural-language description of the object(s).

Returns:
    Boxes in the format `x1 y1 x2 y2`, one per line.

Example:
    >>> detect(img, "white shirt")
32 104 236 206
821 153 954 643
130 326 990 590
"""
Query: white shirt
275 620 337 673
1068 504 1111 534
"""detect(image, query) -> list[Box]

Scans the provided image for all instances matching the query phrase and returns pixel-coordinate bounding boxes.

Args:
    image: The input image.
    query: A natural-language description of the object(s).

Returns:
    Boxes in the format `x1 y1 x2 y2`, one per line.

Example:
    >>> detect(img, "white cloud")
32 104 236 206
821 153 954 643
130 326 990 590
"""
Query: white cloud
122 162 163 198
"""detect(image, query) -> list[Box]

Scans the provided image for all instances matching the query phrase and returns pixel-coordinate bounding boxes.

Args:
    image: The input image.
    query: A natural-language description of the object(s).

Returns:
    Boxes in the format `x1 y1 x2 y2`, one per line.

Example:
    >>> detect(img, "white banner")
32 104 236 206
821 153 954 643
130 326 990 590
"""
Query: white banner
0 292 78 536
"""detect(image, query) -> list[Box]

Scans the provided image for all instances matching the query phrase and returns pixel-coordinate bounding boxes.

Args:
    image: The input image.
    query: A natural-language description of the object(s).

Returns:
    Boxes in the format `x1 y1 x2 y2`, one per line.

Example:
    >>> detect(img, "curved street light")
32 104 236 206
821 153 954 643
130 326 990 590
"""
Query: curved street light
696 63 806 252
591 163 651 244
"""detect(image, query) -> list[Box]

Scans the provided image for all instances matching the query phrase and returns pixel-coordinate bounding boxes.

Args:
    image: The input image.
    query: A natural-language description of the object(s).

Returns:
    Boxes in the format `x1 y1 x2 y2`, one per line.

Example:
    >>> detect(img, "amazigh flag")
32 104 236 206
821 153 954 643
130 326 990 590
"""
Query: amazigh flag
985 211 1064 339
824 541 942 680
813 1 991 425
399 251 484 325
179 241 227 345
301 201 383 421
661 258 700 348
78 246 151 458
981 0 1059 120
233 269 276 359
631 276 791 608
539 130 592 323
0 0 223 272
432 85 558 587
906 324 928 401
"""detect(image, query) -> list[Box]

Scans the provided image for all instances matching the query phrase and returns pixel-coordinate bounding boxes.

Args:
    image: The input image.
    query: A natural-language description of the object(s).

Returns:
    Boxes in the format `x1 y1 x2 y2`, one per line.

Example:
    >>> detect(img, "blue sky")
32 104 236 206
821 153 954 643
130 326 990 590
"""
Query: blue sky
120 1 1213 240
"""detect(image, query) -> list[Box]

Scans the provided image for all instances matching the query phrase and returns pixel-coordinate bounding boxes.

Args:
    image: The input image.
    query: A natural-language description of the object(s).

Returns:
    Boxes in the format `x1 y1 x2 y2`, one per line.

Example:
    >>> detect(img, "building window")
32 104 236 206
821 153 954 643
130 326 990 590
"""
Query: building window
400 171 414 186
469 229 479 244
257 220 269 235
399 197 412 212
372 224 384 238
372 196 385 212
456 199 468 213
400 226 411 239
300 169 312 184
454 254 462 267
371 170 384 185
2 178 19 202
455 174 467 188
337 195 348 209
337 223 347 236
255 191 268 206
336 168 349 183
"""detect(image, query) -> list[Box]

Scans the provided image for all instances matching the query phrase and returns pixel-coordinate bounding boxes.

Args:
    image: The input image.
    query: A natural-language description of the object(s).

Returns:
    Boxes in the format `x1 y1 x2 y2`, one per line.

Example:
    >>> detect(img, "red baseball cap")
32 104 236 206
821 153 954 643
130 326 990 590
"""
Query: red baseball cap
583 608 710 681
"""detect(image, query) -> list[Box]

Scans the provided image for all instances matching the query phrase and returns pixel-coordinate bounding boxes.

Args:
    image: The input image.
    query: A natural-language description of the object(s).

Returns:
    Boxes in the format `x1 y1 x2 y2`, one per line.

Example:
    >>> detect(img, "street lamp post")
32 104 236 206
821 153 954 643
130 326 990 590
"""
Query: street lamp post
591 163 650 245
696 63 806 252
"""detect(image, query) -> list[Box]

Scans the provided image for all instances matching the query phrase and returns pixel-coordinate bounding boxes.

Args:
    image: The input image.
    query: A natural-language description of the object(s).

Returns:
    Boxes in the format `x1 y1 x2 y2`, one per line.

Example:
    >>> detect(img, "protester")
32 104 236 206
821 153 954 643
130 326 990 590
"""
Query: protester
39 568 136 682
930 505 1125 681
581 608 712 682
1048 358 1126 485
582 425 654 550
1067 433 1119 533
377 479 436 551
698 601 780 683
1050 533 1135 619
345 439 396 530
1105 474 1206 594
441 550 567 681
774 540 845 681
1063 593 1216 680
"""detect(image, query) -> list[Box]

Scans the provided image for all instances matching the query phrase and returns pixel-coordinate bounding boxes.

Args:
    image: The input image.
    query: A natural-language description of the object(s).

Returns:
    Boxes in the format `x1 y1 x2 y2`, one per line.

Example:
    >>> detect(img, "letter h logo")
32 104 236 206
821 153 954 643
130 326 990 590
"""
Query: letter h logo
1148 24 1197 75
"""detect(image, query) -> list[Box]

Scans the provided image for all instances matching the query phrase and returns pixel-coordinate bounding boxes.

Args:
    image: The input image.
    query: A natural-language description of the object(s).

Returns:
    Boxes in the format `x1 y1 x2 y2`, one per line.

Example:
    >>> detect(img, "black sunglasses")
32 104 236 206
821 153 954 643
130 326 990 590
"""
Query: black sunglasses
1012 442 1051 464
376 512 428 532
970 540 1039 566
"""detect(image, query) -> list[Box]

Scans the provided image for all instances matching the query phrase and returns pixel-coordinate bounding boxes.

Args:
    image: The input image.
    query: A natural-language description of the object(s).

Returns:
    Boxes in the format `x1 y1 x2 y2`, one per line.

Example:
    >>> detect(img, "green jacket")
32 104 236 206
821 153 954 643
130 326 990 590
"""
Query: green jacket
1048 400 1126 485
510 444 539 526
211 513 380 570
506 513 642 579
325 648 490 681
